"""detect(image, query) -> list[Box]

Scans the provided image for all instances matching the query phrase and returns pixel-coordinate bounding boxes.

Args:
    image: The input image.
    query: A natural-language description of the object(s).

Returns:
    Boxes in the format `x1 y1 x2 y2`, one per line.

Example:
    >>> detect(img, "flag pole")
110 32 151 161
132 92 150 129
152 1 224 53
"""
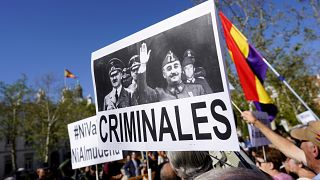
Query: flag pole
231 100 242 114
64 69 67 88
262 58 319 121
64 76 67 88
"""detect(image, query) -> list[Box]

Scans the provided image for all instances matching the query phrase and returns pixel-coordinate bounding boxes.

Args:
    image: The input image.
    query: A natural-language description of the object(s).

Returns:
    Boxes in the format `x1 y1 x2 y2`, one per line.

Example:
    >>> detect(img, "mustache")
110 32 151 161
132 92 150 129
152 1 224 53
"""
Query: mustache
169 72 179 78
112 79 118 83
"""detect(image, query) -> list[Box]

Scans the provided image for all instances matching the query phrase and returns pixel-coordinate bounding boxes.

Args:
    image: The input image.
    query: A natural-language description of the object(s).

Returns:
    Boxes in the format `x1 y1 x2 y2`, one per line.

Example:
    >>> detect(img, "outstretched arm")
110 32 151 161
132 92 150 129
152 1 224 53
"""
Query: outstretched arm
241 111 306 165
136 43 158 104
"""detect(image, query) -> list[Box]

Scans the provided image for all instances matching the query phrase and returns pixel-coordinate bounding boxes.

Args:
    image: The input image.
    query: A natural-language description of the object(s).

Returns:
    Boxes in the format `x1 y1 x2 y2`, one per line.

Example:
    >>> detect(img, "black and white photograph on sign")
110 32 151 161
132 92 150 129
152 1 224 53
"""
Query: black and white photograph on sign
91 1 238 152
93 14 223 112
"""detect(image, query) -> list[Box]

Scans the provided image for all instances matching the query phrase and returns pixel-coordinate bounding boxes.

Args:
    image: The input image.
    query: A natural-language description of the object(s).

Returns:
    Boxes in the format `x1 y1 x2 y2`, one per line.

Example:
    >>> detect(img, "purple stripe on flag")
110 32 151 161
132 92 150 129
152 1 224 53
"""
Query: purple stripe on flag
247 45 267 83
254 101 278 121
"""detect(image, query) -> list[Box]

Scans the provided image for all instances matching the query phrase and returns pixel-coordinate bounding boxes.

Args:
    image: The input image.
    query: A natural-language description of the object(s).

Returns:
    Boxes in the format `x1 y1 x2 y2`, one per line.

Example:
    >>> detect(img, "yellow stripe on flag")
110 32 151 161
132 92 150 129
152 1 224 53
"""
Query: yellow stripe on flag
255 76 273 104
230 26 249 58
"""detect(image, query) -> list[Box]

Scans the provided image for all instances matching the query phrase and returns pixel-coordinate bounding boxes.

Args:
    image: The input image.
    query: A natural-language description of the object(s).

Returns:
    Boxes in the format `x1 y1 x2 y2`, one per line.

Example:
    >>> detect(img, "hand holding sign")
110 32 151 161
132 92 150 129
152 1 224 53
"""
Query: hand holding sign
241 111 258 125
138 43 151 73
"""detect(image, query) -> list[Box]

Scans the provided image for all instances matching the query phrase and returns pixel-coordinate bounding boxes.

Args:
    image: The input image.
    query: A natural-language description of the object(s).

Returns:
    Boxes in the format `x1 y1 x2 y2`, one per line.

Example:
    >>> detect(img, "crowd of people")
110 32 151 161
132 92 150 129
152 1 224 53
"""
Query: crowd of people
29 118 319 180
9 43 318 179
95 43 320 179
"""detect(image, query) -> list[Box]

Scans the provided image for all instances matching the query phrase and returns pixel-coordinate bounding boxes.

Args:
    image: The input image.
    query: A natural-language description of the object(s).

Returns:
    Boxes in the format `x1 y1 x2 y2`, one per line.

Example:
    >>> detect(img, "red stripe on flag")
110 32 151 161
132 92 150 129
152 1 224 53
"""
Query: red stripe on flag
219 12 259 101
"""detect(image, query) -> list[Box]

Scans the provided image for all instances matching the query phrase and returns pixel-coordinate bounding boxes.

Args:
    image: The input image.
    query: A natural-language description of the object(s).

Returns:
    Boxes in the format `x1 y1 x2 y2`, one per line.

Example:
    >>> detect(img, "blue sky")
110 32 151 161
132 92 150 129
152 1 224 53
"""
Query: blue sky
0 0 194 98
1 0 319 101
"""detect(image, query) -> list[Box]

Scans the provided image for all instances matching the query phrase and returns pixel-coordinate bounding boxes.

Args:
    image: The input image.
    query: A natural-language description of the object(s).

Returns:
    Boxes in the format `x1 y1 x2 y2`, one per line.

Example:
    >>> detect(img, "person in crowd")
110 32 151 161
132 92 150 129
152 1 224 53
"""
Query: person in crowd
159 162 181 180
84 166 97 180
284 157 316 179
166 151 212 179
103 58 137 110
123 152 141 178
127 55 140 92
58 159 74 180
147 151 159 172
254 147 293 180
36 163 49 180
76 167 88 180
102 160 124 180
137 43 205 104
241 111 320 179
158 151 168 165
181 49 212 94
194 167 273 180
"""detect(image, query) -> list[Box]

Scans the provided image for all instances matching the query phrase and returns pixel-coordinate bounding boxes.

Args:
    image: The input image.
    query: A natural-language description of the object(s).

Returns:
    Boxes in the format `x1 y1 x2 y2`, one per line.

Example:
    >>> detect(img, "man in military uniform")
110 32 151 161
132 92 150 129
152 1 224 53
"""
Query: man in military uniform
137 43 205 103
103 58 137 110
127 55 140 92
182 49 213 94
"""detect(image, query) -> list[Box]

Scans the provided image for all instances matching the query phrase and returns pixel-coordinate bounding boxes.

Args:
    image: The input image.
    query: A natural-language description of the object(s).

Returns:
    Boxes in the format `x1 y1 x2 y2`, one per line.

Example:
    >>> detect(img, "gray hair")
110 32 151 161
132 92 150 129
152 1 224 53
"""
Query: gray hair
195 167 272 180
167 151 212 179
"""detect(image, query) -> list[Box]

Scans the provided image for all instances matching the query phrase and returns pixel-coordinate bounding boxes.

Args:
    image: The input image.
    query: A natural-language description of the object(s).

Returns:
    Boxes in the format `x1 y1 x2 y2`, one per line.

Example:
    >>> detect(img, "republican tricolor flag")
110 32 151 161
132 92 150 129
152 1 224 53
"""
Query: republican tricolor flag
219 12 278 121
64 69 77 79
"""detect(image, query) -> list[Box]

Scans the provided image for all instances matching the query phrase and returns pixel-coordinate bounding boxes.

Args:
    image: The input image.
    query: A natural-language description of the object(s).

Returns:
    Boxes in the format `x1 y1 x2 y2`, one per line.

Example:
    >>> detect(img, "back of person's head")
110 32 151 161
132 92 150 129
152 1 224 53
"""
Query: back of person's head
159 162 181 180
166 151 212 179
195 167 273 180
255 147 286 170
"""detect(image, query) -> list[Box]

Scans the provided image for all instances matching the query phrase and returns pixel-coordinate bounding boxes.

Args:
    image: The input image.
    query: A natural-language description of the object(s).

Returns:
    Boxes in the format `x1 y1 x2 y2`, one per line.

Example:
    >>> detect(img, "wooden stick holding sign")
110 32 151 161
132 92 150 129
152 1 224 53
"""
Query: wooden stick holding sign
231 100 242 114
232 101 268 161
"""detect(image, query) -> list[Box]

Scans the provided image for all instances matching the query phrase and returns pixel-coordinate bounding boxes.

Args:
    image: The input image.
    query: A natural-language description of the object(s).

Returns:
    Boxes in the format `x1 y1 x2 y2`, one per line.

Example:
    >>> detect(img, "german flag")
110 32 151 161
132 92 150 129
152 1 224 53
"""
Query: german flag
64 69 76 79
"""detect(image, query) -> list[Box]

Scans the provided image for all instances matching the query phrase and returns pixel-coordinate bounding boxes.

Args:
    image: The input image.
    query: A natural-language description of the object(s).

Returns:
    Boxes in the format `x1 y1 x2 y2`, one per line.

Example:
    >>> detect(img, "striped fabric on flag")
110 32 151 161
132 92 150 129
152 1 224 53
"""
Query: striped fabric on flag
64 69 76 79
219 12 277 120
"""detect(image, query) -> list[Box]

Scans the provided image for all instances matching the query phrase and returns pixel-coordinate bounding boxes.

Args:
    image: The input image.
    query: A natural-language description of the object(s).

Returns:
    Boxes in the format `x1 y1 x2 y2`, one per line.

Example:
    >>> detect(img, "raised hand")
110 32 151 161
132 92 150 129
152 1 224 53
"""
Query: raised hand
139 43 151 64
138 43 151 73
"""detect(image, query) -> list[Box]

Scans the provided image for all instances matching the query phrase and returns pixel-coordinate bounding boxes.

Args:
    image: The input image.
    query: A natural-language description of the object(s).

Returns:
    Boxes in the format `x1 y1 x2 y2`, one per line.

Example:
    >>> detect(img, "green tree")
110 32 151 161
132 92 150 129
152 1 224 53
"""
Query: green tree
25 74 95 163
209 0 320 126
0 75 31 171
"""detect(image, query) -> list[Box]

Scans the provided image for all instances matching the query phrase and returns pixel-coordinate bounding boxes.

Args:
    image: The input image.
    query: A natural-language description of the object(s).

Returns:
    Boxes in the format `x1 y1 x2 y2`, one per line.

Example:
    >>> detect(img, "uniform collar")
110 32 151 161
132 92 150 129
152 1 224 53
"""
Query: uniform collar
167 82 185 95
112 85 122 96
186 77 195 83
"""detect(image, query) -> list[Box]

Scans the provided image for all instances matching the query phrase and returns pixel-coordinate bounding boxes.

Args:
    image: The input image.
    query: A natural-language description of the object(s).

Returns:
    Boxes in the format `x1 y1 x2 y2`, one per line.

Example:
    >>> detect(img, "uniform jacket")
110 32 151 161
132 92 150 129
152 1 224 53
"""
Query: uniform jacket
188 77 213 94
137 73 205 103
103 87 137 110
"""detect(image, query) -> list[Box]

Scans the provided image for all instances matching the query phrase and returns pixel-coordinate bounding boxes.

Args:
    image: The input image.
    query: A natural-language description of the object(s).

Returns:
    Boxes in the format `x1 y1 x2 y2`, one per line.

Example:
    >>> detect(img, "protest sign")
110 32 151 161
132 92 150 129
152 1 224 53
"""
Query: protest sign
248 111 271 147
91 1 239 151
297 110 316 125
67 116 123 169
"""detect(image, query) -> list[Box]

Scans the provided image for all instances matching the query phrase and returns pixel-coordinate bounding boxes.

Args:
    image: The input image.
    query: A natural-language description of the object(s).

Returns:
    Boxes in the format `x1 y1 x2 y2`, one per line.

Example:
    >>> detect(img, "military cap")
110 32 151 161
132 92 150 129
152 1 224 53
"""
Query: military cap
128 55 140 71
182 49 195 67
106 58 125 76
162 50 180 68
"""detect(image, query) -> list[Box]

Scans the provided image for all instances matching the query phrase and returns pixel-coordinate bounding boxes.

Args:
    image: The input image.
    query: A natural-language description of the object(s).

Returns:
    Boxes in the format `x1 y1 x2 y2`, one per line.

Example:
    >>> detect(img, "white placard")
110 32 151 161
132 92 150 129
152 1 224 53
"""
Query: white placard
67 116 123 169
91 1 239 151
297 110 316 125
248 111 271 147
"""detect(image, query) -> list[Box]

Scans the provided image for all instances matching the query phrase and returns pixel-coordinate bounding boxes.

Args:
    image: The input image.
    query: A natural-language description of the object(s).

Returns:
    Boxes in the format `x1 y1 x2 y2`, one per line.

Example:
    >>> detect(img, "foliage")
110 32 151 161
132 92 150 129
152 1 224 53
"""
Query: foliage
23 74 95 163
211 0 320 129
0 75 32 171
0 73 95 167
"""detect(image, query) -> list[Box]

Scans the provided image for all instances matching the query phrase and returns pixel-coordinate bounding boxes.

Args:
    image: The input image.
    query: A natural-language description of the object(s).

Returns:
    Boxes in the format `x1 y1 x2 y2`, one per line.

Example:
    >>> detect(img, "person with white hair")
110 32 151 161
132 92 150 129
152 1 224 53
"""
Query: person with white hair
194 167 272 180
166 151 212 179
